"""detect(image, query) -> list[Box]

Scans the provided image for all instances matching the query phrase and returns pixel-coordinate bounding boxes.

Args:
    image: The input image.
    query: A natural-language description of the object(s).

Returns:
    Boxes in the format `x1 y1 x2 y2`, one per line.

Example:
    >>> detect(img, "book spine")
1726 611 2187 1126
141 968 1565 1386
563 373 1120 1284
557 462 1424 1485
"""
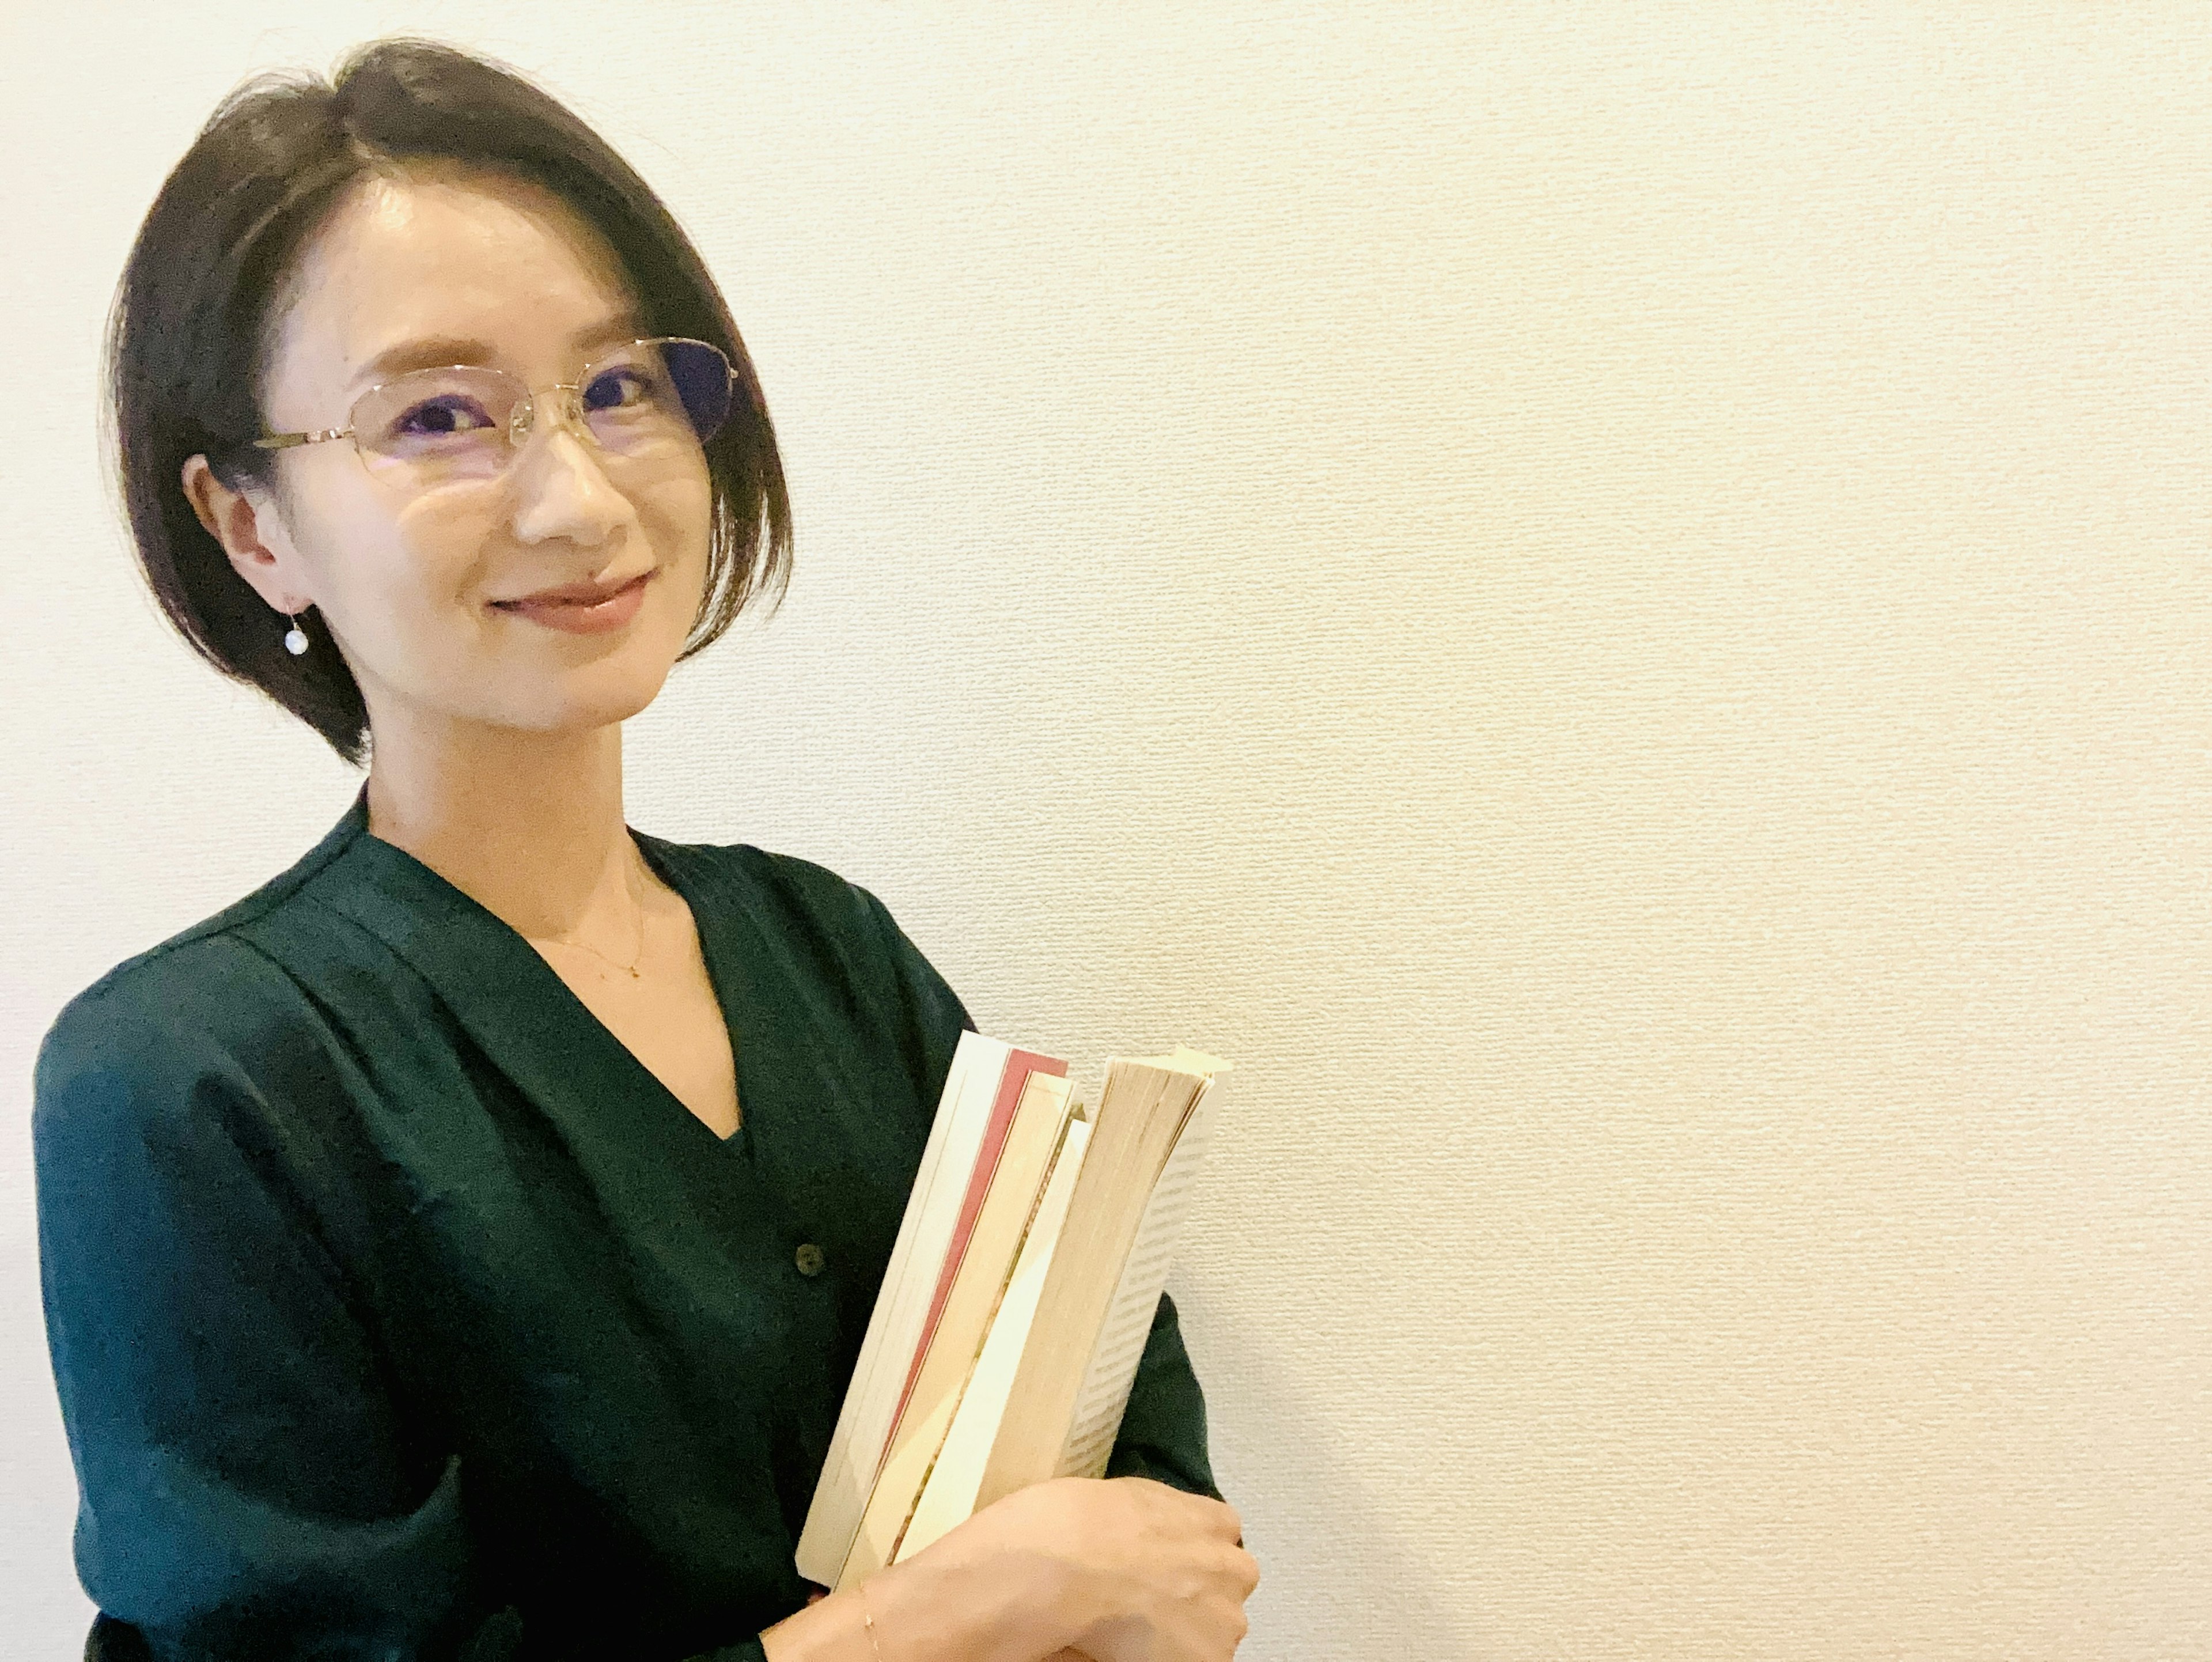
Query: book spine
880 1050 1066 1478
796 1032 1005 1585
837 1073 1073 1589
881 1110 1093 1573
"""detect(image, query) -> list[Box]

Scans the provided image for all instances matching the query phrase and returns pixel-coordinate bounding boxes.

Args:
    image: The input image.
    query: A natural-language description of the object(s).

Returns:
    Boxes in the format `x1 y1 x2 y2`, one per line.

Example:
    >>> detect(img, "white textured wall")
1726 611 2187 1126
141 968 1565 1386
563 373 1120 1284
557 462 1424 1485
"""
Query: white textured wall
5 5 2209 1657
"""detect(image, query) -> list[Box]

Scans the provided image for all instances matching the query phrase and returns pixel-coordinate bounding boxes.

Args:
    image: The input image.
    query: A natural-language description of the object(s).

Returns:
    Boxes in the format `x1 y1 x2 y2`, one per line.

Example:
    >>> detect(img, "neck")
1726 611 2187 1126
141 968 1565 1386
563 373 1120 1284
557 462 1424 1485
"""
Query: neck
360 711 646 942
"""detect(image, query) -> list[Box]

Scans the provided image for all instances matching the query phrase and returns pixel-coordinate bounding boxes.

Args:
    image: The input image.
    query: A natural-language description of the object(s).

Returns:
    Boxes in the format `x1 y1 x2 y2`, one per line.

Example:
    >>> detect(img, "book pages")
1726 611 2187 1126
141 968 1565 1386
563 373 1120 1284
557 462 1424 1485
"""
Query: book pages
1056 1074 1222 1479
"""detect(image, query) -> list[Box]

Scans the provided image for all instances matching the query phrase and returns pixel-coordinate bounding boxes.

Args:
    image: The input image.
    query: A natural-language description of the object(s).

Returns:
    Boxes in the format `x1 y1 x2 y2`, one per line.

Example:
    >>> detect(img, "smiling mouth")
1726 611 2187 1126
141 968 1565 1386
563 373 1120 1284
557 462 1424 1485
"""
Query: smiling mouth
491 571 652 612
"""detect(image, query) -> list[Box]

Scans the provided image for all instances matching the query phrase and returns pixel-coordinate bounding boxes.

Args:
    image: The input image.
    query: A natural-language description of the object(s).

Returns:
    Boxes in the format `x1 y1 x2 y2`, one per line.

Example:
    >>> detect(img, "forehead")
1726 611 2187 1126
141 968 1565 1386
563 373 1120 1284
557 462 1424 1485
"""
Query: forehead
263 166 642 396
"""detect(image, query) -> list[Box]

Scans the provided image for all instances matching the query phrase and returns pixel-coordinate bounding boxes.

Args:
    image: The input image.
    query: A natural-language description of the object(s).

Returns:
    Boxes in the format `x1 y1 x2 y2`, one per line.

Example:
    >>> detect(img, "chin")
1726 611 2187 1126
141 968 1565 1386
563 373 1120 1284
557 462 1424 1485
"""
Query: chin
490 660 676 735
567 673 671 729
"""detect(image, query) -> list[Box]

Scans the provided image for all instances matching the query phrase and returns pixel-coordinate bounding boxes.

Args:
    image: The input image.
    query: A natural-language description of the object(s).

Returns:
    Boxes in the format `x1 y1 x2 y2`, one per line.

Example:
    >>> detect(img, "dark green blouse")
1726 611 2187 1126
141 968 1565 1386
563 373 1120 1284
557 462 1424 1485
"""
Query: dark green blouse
33 784 1219 1662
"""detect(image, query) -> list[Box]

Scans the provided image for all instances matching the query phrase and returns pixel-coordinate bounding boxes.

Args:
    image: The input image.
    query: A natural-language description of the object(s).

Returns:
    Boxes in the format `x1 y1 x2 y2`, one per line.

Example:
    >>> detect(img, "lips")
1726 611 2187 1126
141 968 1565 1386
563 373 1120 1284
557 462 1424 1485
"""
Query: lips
494 570 653 609
490 569 654 635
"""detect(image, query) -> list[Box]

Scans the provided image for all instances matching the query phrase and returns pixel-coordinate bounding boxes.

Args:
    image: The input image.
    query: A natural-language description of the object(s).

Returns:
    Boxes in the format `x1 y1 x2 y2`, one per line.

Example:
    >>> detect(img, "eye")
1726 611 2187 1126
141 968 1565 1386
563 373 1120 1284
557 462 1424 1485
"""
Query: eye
389 393 498 439
582 366 656 413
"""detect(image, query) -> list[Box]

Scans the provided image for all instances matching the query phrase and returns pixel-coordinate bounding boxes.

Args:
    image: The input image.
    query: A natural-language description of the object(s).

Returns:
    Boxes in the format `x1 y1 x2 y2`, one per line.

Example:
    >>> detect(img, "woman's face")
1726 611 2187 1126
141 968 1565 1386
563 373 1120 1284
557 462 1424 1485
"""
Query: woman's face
207 164 714 745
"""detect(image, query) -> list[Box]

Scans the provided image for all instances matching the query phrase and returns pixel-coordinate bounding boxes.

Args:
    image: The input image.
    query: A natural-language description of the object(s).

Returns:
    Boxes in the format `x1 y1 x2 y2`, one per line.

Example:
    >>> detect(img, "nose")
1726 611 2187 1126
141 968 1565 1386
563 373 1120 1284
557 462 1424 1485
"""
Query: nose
506 392 628 548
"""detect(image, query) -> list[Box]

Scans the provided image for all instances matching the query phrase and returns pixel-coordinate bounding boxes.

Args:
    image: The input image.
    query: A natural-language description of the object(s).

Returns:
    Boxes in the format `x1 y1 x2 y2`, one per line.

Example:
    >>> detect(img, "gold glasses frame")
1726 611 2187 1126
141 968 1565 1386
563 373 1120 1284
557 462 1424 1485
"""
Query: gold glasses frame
248 335 738 464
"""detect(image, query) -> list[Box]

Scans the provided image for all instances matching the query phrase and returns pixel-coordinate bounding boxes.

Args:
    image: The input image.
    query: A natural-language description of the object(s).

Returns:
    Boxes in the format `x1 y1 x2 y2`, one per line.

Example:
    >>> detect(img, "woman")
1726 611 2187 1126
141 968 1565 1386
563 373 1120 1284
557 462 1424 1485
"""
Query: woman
33 38 1257 1662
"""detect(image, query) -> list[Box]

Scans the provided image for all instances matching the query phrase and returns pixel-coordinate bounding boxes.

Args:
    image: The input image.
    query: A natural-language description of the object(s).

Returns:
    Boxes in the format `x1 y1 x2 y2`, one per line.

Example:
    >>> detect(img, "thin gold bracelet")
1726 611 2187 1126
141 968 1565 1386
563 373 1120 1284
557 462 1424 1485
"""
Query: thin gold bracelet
857 1583 884 1662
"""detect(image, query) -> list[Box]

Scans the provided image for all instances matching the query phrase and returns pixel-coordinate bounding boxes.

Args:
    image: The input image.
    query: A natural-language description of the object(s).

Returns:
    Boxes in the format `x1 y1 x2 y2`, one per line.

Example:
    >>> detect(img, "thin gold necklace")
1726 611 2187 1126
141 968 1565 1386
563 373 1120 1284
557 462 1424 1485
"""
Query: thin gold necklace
533 845 649 979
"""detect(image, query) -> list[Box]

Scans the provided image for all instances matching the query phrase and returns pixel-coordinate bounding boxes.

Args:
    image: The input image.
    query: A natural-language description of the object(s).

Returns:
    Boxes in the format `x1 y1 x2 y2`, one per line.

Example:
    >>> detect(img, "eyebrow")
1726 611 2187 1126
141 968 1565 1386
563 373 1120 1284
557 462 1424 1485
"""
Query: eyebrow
346 316 643 394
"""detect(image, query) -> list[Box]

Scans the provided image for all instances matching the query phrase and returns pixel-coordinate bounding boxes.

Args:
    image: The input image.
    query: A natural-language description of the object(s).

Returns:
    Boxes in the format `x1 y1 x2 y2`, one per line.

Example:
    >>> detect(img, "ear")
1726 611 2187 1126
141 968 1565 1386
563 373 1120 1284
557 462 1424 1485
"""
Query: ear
181 453 315 618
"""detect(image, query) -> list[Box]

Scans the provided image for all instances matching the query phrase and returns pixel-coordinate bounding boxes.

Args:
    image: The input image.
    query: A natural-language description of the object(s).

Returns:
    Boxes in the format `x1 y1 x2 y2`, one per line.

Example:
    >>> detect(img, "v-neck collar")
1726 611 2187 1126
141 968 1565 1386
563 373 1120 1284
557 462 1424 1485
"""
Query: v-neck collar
302 781 759 1165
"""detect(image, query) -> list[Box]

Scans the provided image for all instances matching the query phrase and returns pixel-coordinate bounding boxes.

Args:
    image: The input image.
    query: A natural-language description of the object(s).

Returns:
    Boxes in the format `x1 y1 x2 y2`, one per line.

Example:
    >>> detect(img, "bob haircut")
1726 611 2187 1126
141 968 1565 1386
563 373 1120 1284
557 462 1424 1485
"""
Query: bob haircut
109 37 792 768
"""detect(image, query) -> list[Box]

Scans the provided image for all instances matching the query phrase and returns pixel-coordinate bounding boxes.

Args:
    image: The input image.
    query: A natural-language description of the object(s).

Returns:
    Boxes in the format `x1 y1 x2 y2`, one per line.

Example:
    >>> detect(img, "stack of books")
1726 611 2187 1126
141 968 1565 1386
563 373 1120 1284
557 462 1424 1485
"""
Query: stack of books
795 1031 1229 1592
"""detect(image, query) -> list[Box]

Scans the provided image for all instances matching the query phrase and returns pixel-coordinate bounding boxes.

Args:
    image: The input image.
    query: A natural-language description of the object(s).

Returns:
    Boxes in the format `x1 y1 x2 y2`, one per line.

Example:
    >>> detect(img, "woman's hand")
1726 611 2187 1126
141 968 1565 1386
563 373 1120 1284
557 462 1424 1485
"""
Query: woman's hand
914 1475 1258 1662
775 1476 1255 1662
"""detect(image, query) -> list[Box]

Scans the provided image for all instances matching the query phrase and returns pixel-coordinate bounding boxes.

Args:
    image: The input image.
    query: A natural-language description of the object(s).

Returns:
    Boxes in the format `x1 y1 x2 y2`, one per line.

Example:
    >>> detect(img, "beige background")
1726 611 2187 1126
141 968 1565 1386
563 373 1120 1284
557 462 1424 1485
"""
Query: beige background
3 4 2208 1657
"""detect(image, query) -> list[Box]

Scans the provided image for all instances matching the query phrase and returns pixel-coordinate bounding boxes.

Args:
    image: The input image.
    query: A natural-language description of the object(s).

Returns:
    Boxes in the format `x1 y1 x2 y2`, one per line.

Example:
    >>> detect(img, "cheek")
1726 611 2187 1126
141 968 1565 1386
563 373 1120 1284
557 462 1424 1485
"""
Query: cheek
284 472 421 615
309 487 495 657
641 464 713 547
384 493 501 615
631 463 716 583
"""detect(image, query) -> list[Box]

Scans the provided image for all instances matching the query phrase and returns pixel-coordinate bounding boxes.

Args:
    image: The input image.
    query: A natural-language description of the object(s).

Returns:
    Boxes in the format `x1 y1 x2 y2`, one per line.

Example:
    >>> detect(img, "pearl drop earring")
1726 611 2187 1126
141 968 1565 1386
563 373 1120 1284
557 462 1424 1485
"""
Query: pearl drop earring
283 609 309 656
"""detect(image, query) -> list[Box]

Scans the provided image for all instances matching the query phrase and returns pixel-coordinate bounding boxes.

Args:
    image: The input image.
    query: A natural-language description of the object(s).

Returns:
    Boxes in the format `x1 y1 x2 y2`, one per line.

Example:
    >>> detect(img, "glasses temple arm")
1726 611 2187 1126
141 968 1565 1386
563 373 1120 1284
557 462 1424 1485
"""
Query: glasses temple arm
251 428 350 452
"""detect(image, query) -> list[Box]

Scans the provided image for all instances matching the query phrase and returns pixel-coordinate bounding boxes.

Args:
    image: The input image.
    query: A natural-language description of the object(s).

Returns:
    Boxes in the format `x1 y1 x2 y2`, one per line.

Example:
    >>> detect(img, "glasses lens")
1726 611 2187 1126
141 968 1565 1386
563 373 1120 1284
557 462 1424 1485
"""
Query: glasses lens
352 368 524 483
580 340 734 450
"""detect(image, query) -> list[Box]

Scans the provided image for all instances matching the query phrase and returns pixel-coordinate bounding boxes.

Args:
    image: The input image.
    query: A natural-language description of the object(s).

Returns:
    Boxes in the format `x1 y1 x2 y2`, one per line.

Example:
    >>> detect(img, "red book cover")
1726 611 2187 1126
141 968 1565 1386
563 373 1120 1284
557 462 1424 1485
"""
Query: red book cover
875 1046 1066 1474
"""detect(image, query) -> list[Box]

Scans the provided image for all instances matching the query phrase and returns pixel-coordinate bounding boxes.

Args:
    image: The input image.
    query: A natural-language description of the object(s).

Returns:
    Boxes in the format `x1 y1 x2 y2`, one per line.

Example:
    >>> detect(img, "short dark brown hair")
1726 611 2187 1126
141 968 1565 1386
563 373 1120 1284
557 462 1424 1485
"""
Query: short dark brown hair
109 37 792 767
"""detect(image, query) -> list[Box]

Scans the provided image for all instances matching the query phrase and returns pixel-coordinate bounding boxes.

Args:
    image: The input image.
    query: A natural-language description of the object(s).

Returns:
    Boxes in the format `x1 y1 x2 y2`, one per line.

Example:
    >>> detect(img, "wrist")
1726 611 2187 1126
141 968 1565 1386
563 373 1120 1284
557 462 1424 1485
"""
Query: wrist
863 1545 1080 1662
757 1586 876 1662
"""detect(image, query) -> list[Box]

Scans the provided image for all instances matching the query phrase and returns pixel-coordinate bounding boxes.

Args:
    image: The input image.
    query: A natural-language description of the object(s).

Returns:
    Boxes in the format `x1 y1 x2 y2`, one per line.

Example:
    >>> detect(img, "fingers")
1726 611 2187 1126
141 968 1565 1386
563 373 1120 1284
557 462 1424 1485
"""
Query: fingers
1109 1475 1243 1543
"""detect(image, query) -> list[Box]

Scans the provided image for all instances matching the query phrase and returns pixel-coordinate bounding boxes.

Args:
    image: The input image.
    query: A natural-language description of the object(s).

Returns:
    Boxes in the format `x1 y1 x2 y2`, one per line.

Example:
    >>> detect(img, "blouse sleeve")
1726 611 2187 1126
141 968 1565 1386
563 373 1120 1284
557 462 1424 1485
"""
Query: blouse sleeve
1100 1289 1224 1502
857 890 1228 1507
32 975 514 1662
